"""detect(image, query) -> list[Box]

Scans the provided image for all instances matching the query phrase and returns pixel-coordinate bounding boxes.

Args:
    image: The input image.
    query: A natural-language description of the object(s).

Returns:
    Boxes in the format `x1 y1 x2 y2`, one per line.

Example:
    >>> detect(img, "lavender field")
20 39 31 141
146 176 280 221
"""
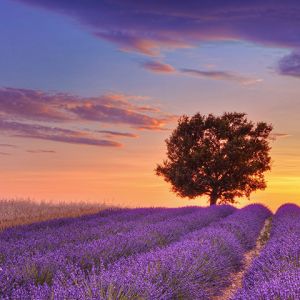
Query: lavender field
0 204 299 299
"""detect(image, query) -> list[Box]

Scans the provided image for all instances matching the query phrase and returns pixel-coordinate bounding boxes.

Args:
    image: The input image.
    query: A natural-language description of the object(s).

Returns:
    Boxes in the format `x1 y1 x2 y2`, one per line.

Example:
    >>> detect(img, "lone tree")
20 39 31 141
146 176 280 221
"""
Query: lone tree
156 112 273 205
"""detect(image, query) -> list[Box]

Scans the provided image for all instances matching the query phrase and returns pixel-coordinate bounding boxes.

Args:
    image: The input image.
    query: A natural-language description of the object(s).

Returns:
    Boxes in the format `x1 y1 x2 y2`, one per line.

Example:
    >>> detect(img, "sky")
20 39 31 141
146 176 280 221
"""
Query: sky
1 0 300 211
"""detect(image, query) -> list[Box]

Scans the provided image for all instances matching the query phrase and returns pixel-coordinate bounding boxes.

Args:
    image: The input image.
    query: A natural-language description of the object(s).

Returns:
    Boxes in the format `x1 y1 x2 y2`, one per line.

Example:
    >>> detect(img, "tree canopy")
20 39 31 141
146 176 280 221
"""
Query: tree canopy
155 112 273 205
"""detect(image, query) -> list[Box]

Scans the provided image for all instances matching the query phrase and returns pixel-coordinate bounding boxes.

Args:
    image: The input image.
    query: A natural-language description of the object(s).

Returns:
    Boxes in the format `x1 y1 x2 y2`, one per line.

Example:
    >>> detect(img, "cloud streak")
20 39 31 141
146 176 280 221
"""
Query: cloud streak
0 152 10 156
181 68 262 85
26 149 56 154
0 87 174 147
69 103 167 130
141 60 261 84
269 133 291 141
0 88 171 130
0 119 122 147
142 61 176 73
0 143 17 148
97 130 138 138
278 52 300 78
0 87 72 122
15 1 300 55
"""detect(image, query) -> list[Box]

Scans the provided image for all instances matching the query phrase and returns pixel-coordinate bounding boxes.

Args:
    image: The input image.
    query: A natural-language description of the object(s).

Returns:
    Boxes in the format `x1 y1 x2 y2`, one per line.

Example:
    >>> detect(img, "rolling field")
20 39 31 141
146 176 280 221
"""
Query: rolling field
0 199 112 231
0 203 299 299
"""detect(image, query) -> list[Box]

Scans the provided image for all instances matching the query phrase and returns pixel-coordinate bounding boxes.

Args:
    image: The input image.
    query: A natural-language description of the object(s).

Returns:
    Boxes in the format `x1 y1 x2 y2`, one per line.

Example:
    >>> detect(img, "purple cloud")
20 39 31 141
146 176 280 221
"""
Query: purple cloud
0 87 176 147
0 88 171 130
0 119 122 147
0 87 72 121
0 143 17 148
97 130 138 138
141 60 262 84
142 61 176 73
15 1 300 55
181 68 261 84
69 103 168 130
26 149 56 153
0 152 10 156
278 52 300 78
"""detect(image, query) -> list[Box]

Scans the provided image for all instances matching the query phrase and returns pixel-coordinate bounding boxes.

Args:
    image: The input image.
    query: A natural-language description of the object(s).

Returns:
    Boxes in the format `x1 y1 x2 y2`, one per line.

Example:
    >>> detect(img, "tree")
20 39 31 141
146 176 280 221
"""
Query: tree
155 112 273 205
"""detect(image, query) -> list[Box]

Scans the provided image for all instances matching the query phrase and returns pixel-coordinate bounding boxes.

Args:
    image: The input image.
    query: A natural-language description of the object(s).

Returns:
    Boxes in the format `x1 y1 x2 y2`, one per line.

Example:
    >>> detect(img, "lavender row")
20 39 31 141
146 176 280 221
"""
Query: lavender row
0 207 203 293
233 203 300 300
1 206 198 241
0 206 200 262
0 205 235 298
9 204 271 299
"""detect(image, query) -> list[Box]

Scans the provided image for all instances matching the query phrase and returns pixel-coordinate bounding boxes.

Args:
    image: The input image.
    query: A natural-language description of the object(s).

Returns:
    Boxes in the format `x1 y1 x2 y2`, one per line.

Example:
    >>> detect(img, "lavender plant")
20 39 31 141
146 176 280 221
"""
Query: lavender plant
0 205 235 298
233 203 300 300
10 204 270 299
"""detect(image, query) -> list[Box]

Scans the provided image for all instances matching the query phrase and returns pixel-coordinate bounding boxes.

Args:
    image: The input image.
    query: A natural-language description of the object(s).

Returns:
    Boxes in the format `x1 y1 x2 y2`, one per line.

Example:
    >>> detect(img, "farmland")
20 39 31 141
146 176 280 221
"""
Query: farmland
0 199 112 231
0 203 299 299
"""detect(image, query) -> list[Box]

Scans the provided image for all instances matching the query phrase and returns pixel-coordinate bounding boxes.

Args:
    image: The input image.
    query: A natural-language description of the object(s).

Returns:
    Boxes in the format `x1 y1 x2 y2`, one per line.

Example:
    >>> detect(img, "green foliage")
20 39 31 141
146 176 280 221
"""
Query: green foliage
156 112 273 205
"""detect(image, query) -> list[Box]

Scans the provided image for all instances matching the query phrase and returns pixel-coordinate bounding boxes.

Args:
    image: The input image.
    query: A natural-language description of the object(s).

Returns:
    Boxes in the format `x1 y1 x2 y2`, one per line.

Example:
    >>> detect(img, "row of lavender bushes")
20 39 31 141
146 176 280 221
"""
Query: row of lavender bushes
0 205 235 298
0 207 201 260
233 203 300 299
3 204 271 299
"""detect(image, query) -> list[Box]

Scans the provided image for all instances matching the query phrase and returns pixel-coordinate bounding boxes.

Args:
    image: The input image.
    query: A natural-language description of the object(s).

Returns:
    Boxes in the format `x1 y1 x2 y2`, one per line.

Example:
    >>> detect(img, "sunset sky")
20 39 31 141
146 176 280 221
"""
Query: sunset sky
1 1 300 211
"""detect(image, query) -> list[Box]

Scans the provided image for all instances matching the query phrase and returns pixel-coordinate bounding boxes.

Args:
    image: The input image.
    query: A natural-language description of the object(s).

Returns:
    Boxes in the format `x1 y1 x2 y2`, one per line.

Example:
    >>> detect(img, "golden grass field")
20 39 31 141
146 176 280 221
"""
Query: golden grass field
0 199 112 231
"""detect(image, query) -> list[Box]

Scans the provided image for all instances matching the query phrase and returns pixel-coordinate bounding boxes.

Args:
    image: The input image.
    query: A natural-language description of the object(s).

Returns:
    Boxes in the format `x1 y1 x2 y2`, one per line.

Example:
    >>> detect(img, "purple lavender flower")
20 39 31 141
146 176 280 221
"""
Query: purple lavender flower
233 203 300 300
0 205 235 298
38 204 270 300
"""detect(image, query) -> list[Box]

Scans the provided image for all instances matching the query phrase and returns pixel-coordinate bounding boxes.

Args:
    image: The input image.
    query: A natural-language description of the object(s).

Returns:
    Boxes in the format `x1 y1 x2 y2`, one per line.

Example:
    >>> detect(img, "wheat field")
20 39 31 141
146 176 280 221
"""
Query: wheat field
0 198 112 231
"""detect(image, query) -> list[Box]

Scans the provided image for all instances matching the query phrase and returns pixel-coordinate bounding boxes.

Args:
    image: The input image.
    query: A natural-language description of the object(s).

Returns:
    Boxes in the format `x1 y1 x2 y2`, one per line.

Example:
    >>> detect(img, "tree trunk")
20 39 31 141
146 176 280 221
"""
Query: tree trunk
209 192 218 206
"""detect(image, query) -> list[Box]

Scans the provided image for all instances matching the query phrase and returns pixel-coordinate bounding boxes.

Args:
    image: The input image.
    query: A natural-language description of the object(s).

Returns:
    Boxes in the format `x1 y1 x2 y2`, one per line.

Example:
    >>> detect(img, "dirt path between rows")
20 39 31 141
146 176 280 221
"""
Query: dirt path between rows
212 217 272 300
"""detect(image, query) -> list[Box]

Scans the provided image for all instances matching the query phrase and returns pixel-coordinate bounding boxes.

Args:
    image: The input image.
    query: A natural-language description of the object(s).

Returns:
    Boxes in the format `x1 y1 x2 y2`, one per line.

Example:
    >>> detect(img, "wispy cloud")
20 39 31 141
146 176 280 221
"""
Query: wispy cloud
16 1 300 55
0 152 10 156
141 60 262 84
0 119 122 147
68 102 168 130
180 68 262 85
142 61 176 73
0 88 172 130
0 87 175 147
0 87 72 122
269 133 291 141
95 31 189 56
26 149 56 154
97 130 138 138
0 143 17 148
278 52 300 78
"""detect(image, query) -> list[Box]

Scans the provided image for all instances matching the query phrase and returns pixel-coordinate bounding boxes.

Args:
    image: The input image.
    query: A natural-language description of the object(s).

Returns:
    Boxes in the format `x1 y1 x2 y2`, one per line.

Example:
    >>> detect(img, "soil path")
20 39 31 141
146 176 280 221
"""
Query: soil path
212 217 272 300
